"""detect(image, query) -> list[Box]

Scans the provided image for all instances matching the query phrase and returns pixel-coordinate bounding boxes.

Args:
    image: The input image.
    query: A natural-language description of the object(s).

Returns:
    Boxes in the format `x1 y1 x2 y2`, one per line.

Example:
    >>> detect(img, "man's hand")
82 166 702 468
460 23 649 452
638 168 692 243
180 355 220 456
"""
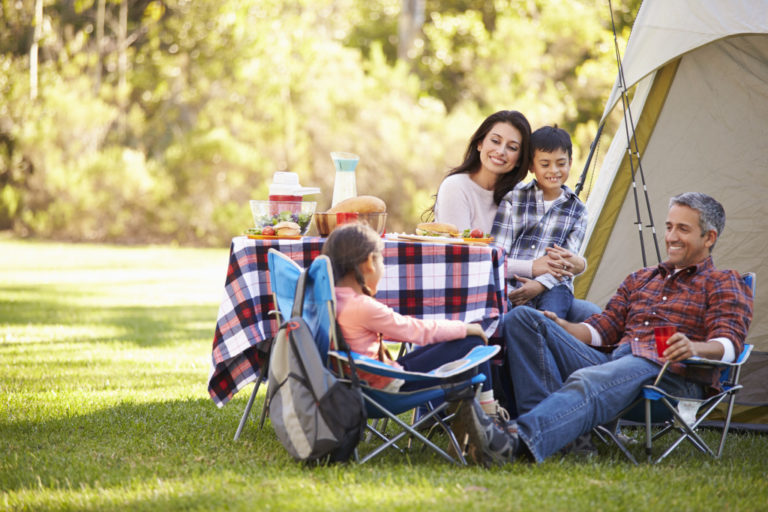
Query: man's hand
662 333 725 362
542 310 593 345
508 276 546 306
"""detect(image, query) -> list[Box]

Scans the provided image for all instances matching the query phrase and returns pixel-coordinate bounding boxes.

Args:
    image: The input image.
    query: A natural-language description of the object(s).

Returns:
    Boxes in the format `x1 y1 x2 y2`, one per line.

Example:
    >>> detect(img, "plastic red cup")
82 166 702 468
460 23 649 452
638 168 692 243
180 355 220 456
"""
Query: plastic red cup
335 212 360 225
653 325 676 357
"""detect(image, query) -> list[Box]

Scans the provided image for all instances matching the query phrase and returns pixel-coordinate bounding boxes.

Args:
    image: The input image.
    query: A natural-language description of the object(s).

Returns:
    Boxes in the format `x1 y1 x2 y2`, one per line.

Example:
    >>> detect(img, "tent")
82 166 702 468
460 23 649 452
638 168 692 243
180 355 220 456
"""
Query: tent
575 0 768 428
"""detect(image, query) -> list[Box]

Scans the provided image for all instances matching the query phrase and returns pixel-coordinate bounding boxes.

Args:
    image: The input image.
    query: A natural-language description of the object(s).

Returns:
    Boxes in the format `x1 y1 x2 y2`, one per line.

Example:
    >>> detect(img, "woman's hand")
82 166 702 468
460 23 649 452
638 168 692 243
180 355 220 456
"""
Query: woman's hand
508 276 546 307
532 245 586 280
465 323 489 344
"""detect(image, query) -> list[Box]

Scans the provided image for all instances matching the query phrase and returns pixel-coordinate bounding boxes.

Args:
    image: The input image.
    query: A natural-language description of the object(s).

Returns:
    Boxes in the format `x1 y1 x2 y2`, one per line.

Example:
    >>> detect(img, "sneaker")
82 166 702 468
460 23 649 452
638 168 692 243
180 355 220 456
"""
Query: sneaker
451 399 518 467
481 399 511 427
560 432 598 457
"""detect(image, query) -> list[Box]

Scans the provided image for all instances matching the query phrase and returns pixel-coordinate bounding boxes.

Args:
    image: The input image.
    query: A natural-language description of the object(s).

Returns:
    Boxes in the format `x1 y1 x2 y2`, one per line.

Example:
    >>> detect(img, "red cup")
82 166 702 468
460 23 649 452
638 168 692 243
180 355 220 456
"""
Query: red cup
335 212 360 225
653 325 676 357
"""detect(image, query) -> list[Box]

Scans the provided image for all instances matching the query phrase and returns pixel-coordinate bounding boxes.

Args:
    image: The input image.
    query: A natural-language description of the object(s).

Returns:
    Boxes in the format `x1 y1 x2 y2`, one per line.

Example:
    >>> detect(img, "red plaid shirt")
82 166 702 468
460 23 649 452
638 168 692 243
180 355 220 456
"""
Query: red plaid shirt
585 256 753 389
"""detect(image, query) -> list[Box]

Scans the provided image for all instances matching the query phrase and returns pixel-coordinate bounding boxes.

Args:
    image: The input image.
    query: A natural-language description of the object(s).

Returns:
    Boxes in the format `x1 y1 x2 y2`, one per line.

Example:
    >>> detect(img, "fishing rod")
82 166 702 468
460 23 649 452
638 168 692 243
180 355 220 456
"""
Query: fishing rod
578 0 661 266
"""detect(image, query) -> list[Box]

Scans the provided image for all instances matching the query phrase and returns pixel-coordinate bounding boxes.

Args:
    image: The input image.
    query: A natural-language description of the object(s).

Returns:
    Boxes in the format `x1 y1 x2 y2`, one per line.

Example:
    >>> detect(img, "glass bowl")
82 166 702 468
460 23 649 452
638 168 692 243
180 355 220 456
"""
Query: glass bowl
249 200 316 235
313 212 387 237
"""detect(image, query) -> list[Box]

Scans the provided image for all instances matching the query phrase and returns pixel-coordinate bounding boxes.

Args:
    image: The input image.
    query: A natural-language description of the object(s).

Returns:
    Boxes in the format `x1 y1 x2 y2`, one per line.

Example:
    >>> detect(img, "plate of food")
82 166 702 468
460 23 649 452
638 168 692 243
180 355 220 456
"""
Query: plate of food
386 223 493 245
245 221 303 239
247 234 302 240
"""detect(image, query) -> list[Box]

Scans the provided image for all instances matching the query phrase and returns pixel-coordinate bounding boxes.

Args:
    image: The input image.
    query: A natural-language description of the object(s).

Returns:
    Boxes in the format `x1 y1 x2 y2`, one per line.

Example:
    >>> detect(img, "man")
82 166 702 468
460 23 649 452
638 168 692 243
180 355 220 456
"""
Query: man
501 192 753 462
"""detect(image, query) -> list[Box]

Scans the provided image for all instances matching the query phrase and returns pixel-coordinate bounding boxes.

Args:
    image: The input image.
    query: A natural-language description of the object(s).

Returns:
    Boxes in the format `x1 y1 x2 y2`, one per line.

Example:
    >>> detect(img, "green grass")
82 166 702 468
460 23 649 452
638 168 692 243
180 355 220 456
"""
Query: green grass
1 237 767 511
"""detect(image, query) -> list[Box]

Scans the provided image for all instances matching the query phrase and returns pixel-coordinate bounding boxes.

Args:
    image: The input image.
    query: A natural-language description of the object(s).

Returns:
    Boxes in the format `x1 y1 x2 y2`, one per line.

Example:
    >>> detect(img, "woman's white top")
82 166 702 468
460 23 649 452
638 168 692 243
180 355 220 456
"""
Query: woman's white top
434 173 497 233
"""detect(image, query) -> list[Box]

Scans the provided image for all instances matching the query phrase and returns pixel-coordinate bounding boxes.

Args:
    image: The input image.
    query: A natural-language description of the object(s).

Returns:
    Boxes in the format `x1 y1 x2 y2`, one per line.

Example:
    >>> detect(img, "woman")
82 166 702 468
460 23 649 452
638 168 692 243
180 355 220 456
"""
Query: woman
426 110 532 234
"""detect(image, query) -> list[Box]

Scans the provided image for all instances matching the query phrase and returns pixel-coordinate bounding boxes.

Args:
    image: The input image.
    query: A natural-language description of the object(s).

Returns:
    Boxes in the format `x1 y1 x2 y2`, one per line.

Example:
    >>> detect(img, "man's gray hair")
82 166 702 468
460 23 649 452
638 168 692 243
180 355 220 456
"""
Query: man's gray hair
669 192 725 247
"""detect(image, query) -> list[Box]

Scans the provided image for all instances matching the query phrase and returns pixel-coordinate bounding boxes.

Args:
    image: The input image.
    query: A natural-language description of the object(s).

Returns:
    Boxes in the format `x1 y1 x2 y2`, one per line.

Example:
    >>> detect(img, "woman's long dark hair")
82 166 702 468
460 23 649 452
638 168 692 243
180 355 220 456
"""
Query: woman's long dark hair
424 110 532 221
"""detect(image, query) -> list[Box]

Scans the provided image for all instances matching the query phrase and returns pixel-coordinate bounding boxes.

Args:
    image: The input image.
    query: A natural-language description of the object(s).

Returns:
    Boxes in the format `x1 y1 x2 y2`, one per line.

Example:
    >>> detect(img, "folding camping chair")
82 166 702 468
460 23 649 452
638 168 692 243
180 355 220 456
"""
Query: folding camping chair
233 249 304 440
595 272 756 464
262 249 499 464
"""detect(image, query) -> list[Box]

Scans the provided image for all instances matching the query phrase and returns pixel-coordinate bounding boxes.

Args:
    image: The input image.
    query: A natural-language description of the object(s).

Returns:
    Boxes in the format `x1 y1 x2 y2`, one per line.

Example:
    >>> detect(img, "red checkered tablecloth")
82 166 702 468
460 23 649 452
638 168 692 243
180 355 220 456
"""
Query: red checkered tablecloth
208 236 507 407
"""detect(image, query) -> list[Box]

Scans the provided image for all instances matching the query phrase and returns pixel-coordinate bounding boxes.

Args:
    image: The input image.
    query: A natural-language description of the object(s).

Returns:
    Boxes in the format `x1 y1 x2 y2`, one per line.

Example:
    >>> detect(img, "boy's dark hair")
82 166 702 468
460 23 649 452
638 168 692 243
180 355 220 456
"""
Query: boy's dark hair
531 125 572 160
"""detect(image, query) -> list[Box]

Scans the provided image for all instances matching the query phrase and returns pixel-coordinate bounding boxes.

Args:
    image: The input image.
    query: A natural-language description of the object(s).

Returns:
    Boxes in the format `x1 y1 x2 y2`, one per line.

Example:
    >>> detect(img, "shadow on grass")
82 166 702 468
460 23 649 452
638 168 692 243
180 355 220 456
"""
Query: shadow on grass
0 395 289 494
1 284 217 347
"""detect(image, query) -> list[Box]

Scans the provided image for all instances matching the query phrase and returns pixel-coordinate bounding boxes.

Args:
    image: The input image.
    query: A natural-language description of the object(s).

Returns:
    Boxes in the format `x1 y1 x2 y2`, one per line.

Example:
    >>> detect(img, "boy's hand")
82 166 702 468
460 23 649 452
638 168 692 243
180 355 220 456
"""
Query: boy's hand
508 276 546 306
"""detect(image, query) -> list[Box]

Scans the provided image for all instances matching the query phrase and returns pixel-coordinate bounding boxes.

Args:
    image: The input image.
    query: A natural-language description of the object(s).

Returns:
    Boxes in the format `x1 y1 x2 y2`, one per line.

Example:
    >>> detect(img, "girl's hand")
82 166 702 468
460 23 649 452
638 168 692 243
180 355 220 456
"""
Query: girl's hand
465 323 489 344
508 276 546 306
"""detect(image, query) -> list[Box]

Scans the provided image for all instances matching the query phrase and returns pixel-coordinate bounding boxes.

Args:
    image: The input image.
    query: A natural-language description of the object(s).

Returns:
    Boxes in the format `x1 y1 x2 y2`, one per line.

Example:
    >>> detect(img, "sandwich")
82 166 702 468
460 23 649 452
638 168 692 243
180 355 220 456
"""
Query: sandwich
415 222 459 238
273 221 301 237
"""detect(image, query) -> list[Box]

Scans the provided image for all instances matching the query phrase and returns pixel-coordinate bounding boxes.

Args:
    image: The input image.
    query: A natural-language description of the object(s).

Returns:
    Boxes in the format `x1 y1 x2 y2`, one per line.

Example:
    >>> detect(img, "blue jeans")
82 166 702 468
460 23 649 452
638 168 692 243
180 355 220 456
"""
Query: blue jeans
565 298 601 322
530 284 573 318
502 307 704 462
397 336 491 392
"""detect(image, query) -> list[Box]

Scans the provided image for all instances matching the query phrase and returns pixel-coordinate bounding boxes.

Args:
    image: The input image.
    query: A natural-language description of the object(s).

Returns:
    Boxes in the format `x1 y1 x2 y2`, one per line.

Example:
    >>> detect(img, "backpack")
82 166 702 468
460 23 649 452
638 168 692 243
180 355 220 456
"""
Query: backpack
267 270 366 463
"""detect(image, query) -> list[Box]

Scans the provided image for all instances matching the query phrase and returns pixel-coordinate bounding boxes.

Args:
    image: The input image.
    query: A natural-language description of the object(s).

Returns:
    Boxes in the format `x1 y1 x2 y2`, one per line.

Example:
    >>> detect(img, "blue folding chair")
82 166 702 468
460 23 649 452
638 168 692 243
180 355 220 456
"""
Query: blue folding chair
261 249 499 464
596 272 756 464
233 249 304 440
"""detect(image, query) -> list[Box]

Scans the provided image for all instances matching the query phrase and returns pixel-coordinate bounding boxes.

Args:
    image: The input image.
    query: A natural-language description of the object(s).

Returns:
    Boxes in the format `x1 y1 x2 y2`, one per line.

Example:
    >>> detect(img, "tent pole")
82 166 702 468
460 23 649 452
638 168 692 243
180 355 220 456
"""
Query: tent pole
575 122 604 197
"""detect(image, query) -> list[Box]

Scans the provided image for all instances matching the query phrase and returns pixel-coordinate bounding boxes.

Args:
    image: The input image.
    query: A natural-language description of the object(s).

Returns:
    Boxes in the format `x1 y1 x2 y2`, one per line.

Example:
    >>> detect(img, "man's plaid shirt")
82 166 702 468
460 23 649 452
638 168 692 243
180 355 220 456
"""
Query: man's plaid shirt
584 257 753 389
490 180 587 291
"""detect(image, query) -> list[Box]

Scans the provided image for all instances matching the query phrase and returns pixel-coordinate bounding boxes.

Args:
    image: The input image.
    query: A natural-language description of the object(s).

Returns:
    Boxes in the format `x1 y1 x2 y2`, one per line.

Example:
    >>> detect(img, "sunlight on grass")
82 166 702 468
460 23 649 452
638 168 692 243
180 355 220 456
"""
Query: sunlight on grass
1 238 767 512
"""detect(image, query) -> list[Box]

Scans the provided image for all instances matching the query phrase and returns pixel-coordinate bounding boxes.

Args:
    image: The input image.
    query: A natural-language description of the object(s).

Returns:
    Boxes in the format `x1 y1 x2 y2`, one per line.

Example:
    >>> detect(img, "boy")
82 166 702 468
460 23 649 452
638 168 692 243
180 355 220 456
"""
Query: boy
490 125 588 318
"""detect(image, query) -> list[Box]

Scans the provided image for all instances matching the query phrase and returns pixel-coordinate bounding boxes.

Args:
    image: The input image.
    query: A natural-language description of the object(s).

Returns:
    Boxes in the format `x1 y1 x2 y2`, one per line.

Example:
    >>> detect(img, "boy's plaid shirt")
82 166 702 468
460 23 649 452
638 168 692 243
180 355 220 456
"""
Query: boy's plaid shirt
490 181 587 291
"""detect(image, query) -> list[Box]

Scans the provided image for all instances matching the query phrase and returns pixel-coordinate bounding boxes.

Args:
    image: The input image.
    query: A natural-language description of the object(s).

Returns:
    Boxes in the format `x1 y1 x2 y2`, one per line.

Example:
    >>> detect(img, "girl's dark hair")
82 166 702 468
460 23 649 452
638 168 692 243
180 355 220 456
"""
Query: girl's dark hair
424 110 532 221
321 223 384 297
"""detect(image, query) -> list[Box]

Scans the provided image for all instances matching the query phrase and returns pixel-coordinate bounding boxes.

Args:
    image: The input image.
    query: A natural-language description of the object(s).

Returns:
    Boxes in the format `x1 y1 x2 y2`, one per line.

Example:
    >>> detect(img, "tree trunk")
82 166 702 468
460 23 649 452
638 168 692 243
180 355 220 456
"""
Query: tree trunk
30 0 43 99
117 0 128 135
95 0 105 92
398 0 425 62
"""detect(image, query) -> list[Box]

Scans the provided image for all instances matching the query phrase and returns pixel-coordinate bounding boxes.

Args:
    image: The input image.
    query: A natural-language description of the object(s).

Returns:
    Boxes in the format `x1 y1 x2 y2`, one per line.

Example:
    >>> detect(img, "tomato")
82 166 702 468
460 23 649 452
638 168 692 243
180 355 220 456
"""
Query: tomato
470 228 484 238
262 226 276 236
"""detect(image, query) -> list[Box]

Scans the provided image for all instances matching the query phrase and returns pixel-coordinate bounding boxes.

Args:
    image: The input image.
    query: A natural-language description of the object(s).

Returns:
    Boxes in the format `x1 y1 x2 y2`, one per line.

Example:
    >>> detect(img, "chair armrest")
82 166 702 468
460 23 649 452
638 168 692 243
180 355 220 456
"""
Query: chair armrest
684 344 753 368
328 345 499 383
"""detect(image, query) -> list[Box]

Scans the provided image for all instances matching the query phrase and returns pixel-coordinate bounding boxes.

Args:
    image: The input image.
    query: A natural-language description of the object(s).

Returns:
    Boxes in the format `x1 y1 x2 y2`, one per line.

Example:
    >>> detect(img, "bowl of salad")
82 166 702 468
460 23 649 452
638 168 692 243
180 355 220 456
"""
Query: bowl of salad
249 200 316 235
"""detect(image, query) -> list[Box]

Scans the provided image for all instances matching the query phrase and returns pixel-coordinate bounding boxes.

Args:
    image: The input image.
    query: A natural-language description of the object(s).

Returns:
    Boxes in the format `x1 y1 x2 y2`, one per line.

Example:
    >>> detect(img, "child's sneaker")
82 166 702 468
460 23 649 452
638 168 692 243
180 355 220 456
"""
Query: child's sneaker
451 398 517 467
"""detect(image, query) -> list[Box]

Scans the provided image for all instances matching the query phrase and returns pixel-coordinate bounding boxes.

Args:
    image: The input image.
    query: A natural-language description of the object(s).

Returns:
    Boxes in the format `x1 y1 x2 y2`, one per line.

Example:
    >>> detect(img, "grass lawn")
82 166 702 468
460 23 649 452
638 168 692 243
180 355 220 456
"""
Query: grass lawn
1 236 767 511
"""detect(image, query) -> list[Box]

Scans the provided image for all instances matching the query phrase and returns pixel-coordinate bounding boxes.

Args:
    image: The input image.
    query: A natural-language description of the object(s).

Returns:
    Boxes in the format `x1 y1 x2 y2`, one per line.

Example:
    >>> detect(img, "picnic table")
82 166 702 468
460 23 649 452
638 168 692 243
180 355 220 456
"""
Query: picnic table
208 235 507 407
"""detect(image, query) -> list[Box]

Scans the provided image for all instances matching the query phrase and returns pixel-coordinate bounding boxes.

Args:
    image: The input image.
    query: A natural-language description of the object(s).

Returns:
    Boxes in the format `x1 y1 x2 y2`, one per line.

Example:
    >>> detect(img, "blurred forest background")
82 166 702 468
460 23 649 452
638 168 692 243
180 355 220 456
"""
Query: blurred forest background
0 0 641 246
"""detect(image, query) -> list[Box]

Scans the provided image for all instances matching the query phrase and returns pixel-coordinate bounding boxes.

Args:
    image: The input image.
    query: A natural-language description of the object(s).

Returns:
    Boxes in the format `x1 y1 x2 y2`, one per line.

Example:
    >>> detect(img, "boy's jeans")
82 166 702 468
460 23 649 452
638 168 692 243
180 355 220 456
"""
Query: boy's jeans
502 306 704 462
530 284 573 318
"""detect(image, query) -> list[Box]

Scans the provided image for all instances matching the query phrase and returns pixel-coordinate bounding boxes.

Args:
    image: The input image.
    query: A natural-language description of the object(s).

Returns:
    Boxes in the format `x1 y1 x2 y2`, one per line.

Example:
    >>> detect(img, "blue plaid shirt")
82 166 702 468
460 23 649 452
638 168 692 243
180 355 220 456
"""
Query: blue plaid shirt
490 180 587 291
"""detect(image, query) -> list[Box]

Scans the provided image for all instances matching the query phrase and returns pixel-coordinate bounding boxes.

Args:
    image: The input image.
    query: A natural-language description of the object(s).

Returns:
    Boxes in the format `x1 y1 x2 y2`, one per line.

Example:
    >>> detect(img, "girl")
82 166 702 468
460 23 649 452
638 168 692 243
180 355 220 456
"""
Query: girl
322 222 514 466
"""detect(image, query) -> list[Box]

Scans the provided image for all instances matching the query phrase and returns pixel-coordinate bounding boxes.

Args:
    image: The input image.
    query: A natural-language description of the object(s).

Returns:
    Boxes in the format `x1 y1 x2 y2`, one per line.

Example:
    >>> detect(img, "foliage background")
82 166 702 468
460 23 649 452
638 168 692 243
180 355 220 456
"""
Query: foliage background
0 0 640 245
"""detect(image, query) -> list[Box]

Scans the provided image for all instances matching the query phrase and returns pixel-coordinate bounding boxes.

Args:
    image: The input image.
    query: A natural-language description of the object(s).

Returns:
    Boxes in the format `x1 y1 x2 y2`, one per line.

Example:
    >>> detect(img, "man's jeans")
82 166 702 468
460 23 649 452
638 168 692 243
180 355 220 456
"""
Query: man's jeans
502 306 704 462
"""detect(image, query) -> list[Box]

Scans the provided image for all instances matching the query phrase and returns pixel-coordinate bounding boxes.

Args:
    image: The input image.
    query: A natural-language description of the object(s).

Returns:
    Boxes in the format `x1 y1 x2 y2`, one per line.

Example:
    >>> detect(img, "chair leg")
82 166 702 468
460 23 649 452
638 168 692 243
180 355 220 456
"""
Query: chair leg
645 398 653 463
716 394 738 458
594 424 638 465
234 376 263 440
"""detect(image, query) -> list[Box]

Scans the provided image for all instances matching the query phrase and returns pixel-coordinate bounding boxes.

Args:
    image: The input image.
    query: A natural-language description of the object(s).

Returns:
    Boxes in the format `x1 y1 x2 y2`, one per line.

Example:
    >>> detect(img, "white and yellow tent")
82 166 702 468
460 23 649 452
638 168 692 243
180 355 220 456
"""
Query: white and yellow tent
576 0 768 427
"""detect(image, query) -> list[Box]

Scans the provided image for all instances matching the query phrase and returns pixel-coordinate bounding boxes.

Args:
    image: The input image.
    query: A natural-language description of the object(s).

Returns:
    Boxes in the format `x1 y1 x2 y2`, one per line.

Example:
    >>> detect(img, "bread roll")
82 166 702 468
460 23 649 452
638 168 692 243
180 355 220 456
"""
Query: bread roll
274 221 301 236
415 222 459 237
327 195 386 214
